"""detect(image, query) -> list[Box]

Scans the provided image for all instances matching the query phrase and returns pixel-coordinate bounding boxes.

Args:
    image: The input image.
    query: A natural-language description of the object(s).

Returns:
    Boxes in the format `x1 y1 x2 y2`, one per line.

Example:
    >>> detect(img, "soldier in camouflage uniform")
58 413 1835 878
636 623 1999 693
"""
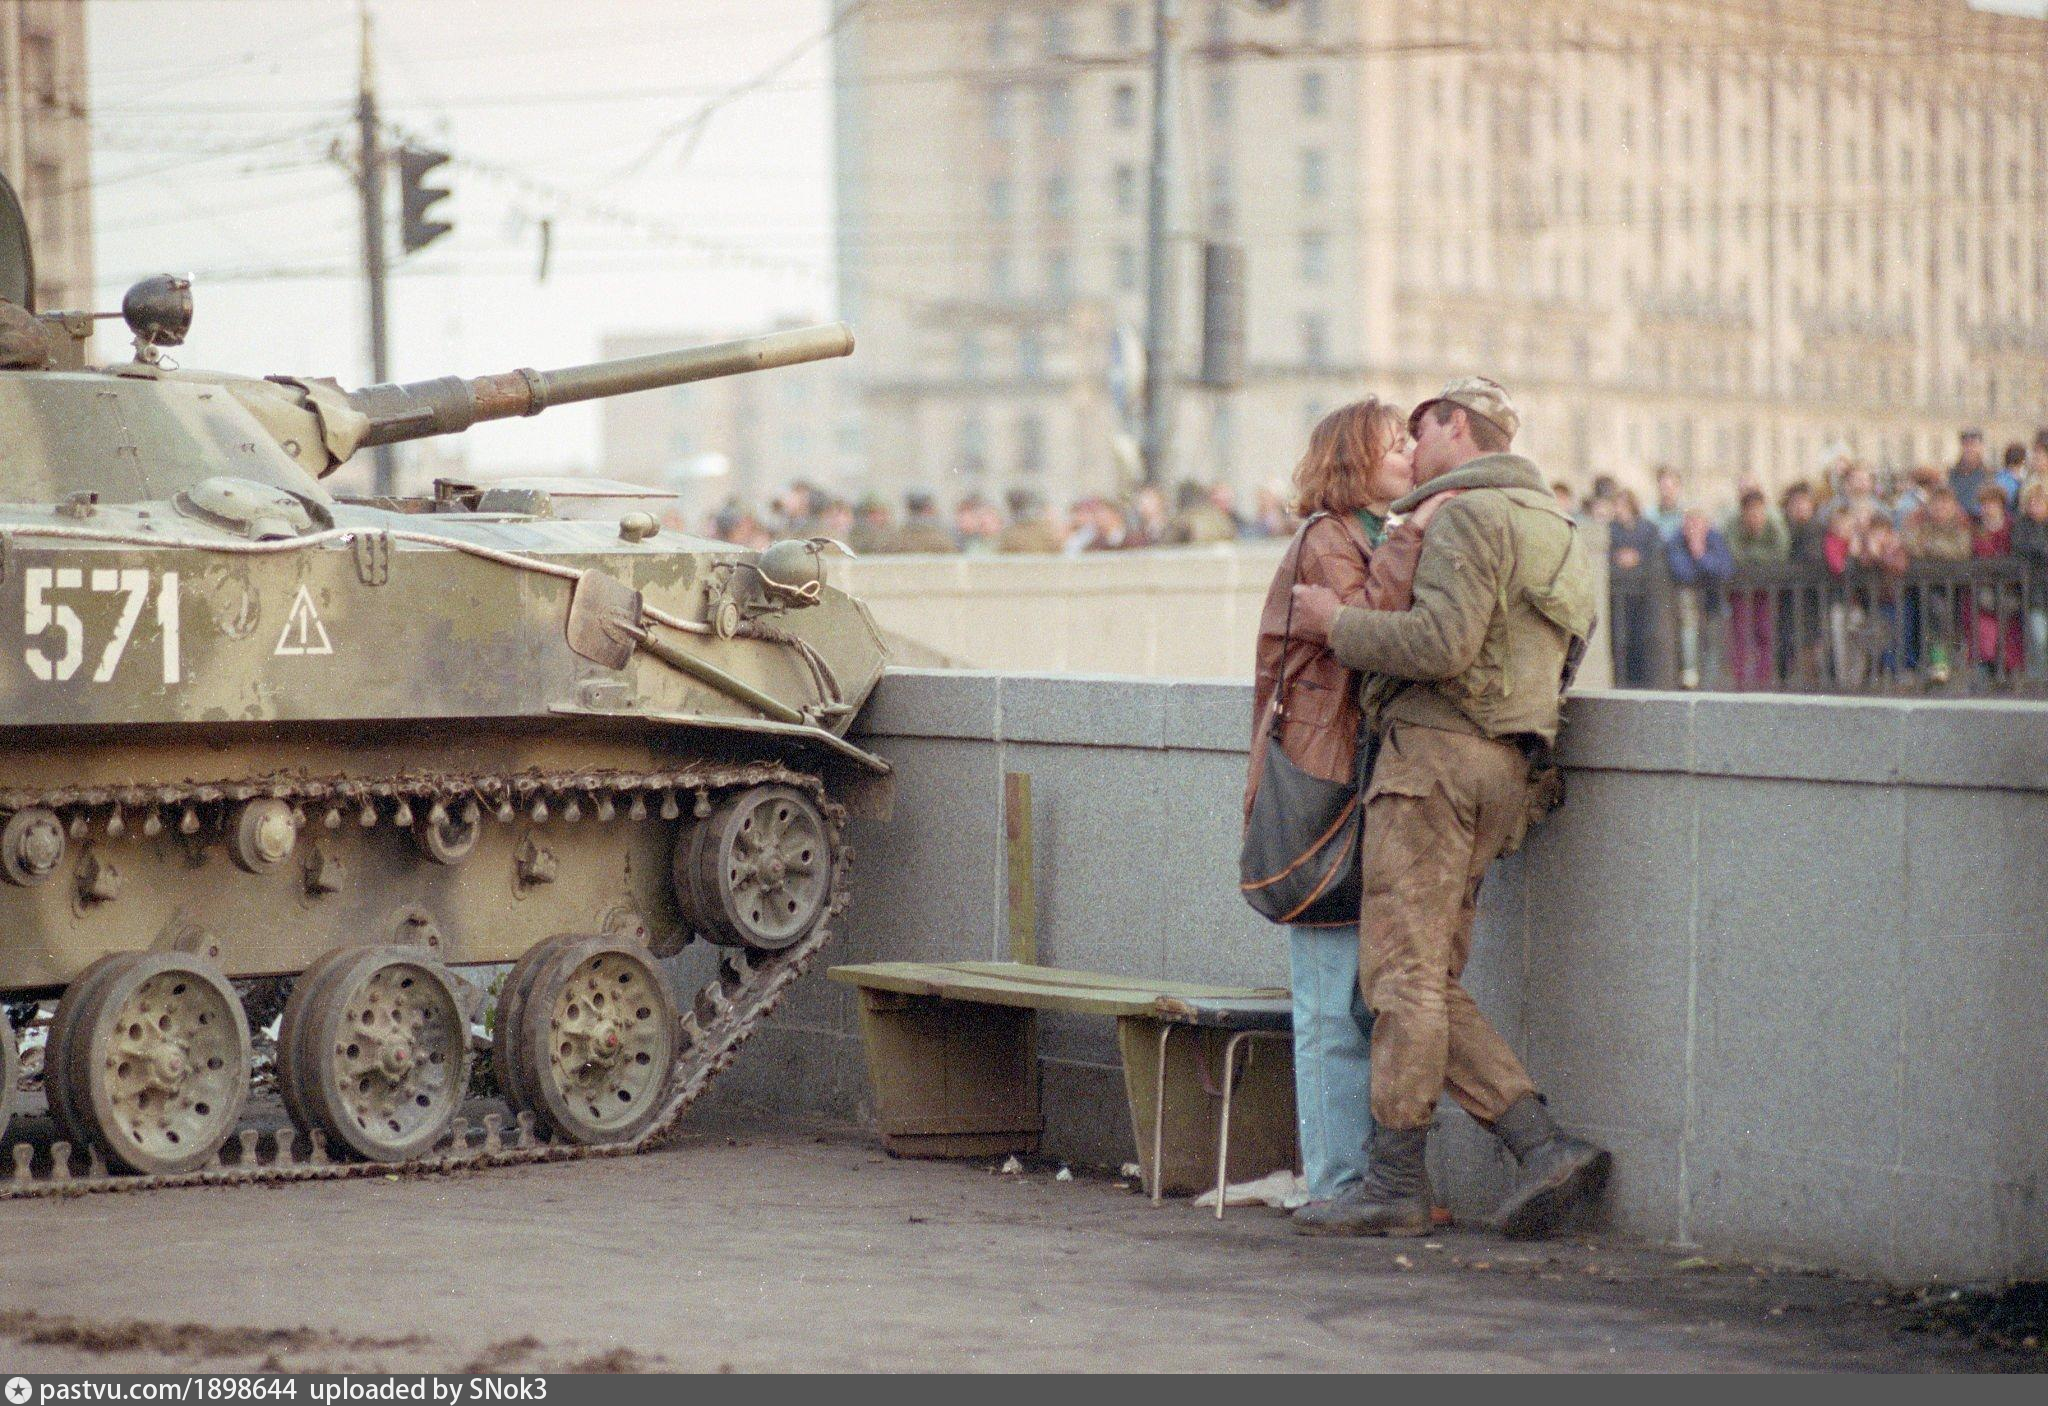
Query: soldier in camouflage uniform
1285 377 1611 1239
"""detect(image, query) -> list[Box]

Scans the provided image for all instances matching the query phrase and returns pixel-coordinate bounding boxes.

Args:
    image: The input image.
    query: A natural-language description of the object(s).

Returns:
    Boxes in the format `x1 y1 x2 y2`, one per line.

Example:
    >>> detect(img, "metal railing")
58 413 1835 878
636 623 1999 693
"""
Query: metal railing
1606 558 2048 696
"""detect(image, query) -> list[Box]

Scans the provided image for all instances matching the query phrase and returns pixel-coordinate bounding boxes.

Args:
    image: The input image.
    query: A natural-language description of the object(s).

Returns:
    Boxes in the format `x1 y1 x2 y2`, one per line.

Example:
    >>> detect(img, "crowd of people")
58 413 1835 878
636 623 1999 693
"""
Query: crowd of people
696 424 2048 691
693 478 1294 556
1597 427 2048 689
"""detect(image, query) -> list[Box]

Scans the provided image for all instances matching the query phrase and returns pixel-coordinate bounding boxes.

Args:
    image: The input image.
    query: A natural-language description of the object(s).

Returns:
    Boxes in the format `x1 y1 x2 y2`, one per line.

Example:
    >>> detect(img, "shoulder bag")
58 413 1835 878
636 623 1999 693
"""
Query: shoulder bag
1238 521 1377 928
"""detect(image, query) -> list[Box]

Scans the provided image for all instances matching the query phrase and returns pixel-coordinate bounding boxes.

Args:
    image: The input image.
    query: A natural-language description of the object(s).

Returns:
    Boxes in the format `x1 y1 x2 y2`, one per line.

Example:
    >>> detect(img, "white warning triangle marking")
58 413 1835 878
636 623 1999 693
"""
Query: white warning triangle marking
275 585 334 656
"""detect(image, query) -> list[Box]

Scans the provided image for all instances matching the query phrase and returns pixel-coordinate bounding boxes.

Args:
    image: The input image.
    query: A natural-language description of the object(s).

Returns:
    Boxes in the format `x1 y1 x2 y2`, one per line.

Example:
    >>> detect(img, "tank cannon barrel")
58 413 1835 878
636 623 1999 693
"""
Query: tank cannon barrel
345 322 854 450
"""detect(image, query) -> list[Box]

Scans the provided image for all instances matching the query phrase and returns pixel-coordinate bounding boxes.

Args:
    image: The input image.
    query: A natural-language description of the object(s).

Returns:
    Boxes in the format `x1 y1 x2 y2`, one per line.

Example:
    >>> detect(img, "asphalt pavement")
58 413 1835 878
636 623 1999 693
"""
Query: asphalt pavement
0 1105 2029 1373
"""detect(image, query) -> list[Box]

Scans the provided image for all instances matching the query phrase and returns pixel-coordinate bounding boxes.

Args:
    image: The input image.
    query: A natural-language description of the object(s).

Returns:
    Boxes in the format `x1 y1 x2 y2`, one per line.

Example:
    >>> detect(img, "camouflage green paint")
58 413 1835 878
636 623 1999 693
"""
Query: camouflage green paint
0 329 886 995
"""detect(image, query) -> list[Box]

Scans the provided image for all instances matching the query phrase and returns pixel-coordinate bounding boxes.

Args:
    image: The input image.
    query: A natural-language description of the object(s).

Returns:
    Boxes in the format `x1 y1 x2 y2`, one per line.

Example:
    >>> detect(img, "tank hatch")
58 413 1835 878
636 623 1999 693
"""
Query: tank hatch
173 475 327 539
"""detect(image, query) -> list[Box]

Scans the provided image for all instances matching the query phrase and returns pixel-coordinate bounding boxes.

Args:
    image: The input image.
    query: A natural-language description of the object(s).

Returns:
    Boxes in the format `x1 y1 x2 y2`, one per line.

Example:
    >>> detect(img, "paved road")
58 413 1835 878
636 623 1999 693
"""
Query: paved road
0 1107 2024 1373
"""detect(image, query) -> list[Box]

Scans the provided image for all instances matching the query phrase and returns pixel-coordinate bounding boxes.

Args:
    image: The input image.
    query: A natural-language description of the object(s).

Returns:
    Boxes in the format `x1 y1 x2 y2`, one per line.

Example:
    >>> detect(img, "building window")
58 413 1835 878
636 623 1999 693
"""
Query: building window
1017 413 1045 473
960 332 984 381
1047 250 1074 298
1302 314 1328 366
1114 163 1138 213
1043 83 1072 137
1113 4 1137 49
990 252 1014 299
987 16 1009 62
988 88 1014 142
987 177 1011 220
1112 82 1138 129
1301 231 1329 283
1044 12 1071 57
1301 148 1327 200
1045 173 1072 217
1300 0 1325 37
1116 244 1140 291
1301 70 1326 118
1207 3 1229 46
1208 74 1231 125
1020 332 1045 380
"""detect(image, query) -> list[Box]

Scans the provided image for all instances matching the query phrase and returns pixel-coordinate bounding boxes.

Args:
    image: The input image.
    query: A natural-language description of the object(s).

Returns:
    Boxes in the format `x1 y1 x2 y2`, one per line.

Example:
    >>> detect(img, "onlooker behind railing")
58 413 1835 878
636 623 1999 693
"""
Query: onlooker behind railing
1950 429 1995 523
1648 465 1685 538
1902 486 1974 682
1823 508 1908 686
1970 488 2023 677
1998 442 2029 509
1782 480 1825 565
1726 489 1787 688
2016 481 2048 680
1605 488 1664 687
1665 508 1733 689
1891 465 1943 529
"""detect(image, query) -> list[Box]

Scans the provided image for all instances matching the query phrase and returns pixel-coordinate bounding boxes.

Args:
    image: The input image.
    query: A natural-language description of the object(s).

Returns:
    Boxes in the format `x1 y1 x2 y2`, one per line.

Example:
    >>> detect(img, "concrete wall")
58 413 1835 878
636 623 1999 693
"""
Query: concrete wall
712 671 2046 1285
826 543 1615 689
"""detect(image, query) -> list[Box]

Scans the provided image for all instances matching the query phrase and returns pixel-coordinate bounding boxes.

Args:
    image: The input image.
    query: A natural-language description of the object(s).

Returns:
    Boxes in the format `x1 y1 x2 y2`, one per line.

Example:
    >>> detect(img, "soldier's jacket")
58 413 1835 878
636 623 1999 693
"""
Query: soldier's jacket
1328 454 1596 745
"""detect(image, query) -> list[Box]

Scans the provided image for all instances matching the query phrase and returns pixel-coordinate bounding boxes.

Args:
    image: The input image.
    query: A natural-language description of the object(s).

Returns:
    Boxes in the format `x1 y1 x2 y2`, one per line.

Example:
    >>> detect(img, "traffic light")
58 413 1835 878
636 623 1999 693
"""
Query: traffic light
396 145 453 255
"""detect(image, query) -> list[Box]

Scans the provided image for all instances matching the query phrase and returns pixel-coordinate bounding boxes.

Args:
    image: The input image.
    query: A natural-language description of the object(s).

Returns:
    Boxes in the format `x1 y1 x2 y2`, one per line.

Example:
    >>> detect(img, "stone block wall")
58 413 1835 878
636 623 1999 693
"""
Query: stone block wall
708 670 2047 1284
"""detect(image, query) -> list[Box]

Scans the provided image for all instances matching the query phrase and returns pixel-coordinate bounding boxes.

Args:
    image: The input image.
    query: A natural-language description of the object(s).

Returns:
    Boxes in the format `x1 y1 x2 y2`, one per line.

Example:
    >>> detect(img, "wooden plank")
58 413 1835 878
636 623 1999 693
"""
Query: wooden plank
1004 772 1037 966
831 965 1161 1015
828 960 1288 1019
942 962 1288 1003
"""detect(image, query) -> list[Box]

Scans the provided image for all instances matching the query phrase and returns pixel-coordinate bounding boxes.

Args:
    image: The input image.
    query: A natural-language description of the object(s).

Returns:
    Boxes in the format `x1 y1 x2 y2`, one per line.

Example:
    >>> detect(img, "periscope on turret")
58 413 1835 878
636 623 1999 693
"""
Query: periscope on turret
0 171 888 1192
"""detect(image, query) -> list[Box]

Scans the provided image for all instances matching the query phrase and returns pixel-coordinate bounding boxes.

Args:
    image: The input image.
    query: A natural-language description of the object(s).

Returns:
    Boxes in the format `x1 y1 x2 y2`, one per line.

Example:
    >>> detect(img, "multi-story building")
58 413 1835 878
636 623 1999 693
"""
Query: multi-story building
835 0 2048 506
597 323 862 517
0 0 92 311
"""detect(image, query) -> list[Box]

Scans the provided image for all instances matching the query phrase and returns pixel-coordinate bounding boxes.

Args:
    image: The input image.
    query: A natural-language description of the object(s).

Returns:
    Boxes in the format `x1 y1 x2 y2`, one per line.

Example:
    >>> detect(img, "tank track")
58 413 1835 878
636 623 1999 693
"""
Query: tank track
0 757 851 1201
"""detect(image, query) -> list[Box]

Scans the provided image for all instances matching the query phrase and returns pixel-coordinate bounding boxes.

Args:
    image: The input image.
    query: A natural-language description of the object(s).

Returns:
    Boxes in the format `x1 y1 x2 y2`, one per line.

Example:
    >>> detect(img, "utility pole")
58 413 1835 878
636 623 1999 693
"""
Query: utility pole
356 3 396 496
1139 0 1180 488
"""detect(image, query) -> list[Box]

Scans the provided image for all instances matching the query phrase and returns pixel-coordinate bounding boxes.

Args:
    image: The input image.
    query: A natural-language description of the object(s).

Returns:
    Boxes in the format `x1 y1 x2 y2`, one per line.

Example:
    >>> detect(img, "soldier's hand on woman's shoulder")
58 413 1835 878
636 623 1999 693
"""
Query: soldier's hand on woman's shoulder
1289 583 1342 642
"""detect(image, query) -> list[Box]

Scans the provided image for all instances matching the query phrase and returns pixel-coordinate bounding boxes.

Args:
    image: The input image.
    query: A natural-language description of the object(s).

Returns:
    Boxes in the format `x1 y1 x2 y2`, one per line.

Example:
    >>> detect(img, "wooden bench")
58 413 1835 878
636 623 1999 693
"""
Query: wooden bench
827 960 1296 1212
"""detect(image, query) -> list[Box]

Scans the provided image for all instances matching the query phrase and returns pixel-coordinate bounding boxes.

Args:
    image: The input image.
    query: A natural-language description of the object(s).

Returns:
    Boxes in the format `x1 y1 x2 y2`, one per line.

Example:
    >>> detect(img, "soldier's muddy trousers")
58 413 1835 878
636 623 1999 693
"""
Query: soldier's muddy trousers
1358 722 1539 1132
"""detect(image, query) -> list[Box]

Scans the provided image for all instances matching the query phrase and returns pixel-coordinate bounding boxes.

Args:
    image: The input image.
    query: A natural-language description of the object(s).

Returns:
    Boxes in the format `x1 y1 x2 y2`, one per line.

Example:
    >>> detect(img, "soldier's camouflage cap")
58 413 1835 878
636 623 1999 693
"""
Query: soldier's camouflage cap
1408 375 1518 444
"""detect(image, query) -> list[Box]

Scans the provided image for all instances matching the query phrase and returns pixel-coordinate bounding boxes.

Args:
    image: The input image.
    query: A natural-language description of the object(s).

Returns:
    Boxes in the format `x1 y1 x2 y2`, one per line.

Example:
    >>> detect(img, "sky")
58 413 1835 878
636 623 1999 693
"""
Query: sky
89 0 839 477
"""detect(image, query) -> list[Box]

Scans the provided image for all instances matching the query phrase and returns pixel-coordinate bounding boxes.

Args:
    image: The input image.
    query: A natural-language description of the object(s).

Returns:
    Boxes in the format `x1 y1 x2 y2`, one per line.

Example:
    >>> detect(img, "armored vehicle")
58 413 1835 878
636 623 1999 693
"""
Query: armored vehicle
0 177 887 1196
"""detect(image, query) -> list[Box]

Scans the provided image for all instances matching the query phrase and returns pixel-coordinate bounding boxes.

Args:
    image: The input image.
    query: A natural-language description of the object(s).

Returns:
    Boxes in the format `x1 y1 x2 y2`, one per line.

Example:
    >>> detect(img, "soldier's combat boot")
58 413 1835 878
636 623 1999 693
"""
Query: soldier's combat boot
1485 1095 1612 1239
1291 1126 1432 1237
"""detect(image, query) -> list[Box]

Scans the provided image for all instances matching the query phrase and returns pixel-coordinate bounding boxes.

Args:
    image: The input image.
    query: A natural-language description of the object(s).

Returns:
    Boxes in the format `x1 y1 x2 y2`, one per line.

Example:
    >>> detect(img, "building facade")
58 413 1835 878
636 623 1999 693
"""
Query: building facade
0 0 91 312
597 325 862 519
834 0 2048 507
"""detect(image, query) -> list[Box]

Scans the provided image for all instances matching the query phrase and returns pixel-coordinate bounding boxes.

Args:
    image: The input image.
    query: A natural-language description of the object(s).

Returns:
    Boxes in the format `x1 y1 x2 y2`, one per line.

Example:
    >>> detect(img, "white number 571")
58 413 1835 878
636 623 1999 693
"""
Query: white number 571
24 567 181 685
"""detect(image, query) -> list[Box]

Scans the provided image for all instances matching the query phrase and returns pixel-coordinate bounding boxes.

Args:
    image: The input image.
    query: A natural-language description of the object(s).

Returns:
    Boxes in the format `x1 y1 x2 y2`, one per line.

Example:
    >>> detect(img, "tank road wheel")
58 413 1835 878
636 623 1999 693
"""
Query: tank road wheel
490 938 568 1118
276 946 371 1140
676 784 834 952
512 935 676 1145
1 1004 18 1148
285 946 468 1163
64 954 250 1176
46 953 142 1148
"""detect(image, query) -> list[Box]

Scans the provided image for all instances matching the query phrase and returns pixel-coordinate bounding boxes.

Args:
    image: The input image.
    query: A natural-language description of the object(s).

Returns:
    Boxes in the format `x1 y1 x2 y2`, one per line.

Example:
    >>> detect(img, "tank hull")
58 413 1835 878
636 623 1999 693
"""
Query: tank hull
0 724 777 993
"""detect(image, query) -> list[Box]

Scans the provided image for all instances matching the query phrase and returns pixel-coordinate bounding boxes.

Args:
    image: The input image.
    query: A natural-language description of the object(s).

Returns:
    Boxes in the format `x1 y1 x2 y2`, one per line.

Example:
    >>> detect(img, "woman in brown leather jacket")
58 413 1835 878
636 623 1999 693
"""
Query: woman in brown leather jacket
1247 398 1412 1209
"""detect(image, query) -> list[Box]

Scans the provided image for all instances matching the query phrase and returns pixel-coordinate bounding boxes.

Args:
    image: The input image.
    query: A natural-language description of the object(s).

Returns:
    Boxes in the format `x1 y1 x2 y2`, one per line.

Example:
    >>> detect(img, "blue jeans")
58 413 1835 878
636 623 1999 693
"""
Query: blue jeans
1289 926 1375 1199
